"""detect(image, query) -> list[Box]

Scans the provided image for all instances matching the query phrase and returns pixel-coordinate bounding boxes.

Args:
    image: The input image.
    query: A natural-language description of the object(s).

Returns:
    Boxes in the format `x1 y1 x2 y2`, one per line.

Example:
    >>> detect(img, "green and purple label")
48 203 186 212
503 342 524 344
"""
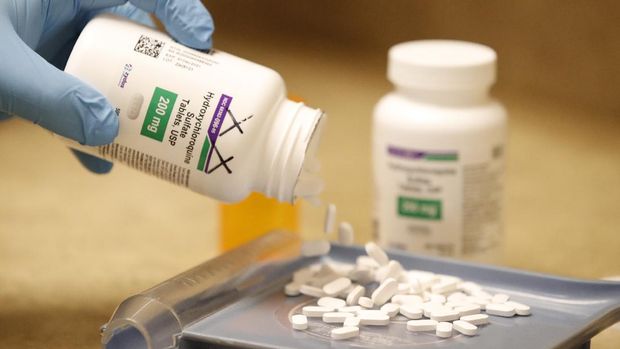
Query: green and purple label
388 145 458 161
197 94 232 172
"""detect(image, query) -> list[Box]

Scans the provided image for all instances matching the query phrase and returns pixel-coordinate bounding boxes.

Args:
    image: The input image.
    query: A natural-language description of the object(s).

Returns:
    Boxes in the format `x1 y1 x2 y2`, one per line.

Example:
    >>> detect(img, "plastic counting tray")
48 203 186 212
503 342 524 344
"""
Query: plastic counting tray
101 231 620 349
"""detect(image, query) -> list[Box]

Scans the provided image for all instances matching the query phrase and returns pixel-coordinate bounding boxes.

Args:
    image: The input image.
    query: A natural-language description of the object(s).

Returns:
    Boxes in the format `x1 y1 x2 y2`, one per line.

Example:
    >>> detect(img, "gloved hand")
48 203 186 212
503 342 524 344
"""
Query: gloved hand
0 0 214 173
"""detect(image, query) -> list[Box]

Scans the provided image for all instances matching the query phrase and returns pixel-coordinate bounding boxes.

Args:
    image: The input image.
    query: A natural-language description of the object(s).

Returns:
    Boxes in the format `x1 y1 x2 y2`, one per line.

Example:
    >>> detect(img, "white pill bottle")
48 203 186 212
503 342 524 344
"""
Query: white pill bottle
65 15 324 203
372 40 507 261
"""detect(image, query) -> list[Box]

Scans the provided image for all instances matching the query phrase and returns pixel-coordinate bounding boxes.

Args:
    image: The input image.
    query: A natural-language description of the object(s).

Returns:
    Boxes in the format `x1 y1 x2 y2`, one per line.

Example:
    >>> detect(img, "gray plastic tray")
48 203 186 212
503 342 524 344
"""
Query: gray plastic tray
182 244 620 349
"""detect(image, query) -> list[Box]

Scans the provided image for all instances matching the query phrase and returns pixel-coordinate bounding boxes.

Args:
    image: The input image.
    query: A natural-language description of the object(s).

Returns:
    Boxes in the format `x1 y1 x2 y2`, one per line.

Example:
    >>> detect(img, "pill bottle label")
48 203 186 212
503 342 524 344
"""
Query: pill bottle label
375 142 503 257
65 17 270 200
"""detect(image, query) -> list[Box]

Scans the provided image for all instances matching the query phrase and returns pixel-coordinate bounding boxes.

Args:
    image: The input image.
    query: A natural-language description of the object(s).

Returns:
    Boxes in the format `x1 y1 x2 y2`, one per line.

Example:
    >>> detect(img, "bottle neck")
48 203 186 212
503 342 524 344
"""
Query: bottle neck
256 99 324 203
396 85 491 106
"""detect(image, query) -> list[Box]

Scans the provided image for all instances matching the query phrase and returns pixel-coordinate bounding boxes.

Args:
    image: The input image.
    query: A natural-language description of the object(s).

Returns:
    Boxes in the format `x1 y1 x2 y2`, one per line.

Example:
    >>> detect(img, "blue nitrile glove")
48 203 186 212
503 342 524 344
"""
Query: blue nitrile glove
0 0 214 173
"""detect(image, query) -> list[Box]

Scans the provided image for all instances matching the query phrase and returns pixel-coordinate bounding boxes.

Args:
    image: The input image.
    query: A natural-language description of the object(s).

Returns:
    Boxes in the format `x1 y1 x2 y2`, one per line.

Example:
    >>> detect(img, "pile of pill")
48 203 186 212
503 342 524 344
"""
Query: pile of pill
289 208 531 341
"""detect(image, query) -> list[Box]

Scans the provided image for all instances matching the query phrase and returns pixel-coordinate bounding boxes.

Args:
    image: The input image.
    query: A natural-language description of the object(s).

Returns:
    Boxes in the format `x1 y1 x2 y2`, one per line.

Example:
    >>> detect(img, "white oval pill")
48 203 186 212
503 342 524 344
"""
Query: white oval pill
346 285 366 306
323 312 354 323
506 301 531 316
407 319 438 332
284 282 301 296
492 293 510 304
485 303 516 317
431 279 459 294
357 309 385 316
399 304 423 319
430 310 460 322
302 306 334 317
324 204 337 234
318 297 346 308
436 321 453 338
359 313 390 326
344 316 361 327
460 314 489 325
392 294 423 305
356 255 380 269
455 304 481 317
371 277 398 306
429 294 447 304
331 326 359 340
323 277 352 296
338 222 354 245
453 320 478 336
380 303 400 318
338 305 361 313
365 242 389 266
301 240 331 257
299 284 325 298
291 314 308 330
358 296 374 308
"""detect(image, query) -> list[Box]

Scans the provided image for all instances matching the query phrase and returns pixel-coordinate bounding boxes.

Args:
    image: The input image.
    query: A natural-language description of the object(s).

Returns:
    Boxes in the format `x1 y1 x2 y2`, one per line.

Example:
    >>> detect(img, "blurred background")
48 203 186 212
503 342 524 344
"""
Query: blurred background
1 1 618 347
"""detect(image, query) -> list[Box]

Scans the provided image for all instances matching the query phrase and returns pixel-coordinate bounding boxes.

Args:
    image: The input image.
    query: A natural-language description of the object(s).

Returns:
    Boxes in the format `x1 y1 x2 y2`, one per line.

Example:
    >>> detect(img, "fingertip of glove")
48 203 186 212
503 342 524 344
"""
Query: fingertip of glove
74 89 119 146
159 1 214 50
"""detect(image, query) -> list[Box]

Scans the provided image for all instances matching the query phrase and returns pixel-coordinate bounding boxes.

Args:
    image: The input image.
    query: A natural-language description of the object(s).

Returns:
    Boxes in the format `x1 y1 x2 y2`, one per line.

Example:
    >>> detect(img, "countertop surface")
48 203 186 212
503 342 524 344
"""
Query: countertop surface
1 35 619 348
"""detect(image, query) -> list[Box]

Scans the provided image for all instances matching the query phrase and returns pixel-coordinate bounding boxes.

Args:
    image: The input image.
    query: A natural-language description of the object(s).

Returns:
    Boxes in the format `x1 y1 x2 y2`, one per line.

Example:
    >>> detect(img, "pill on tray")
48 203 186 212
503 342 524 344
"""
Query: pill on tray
357 309 385 316
346 285 366 305
365 242 389 266
356 255 380 269
300 284 325 298
392 295 423 305
359 313 390 326
407 319 438 332
324 204 337 233
380 303 400 318
323 277 352 296
323 312 354 323
505 301 531 316
338 305 361 313
318 297 346 308
301 240 331 257
430 310 460 322
436 322 453 338
400 304 423 319
492 293 510 304
371 277 398 306
358 296 374 308
302 306 334 317
284 282 301 296
338 222 355 245
453 320 478 336
331 326 359 340
460 314 489 325
455 304 481 316
485 303 516 317
291 314 308 330
344 316 361 327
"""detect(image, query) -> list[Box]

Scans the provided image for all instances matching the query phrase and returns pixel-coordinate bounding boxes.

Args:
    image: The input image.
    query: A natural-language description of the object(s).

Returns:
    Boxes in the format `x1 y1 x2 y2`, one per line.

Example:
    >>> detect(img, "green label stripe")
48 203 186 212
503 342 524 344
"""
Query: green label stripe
197 137 211 171
140 87 178 142
398 196 442 220
425 154 458 161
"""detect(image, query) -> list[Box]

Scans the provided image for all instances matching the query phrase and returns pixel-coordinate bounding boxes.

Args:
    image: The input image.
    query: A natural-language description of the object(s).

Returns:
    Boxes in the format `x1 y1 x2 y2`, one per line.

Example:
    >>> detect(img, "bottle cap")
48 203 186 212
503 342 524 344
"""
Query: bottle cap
388 40 496 90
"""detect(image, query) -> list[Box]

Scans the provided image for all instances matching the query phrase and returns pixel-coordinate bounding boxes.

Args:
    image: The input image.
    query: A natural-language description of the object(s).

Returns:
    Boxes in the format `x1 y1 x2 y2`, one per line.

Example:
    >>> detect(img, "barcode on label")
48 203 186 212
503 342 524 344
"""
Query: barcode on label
134 35 165 58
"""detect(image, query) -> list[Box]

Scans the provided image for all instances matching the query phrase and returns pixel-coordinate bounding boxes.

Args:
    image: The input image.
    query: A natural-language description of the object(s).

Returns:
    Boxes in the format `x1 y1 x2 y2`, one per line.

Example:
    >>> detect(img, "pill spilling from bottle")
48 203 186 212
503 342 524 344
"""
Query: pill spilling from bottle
290 213 531 341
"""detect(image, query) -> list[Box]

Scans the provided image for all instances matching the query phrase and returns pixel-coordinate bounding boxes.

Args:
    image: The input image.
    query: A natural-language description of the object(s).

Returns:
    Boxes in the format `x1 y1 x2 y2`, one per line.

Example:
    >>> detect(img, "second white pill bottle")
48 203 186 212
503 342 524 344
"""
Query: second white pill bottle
64 15 324 203
372 40 507 260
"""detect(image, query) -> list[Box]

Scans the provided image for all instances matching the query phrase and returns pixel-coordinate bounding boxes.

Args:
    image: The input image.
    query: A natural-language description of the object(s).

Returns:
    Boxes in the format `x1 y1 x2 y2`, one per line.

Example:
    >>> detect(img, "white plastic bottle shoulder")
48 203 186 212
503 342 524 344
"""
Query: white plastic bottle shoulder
372 40 507 261
64 15 325 203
